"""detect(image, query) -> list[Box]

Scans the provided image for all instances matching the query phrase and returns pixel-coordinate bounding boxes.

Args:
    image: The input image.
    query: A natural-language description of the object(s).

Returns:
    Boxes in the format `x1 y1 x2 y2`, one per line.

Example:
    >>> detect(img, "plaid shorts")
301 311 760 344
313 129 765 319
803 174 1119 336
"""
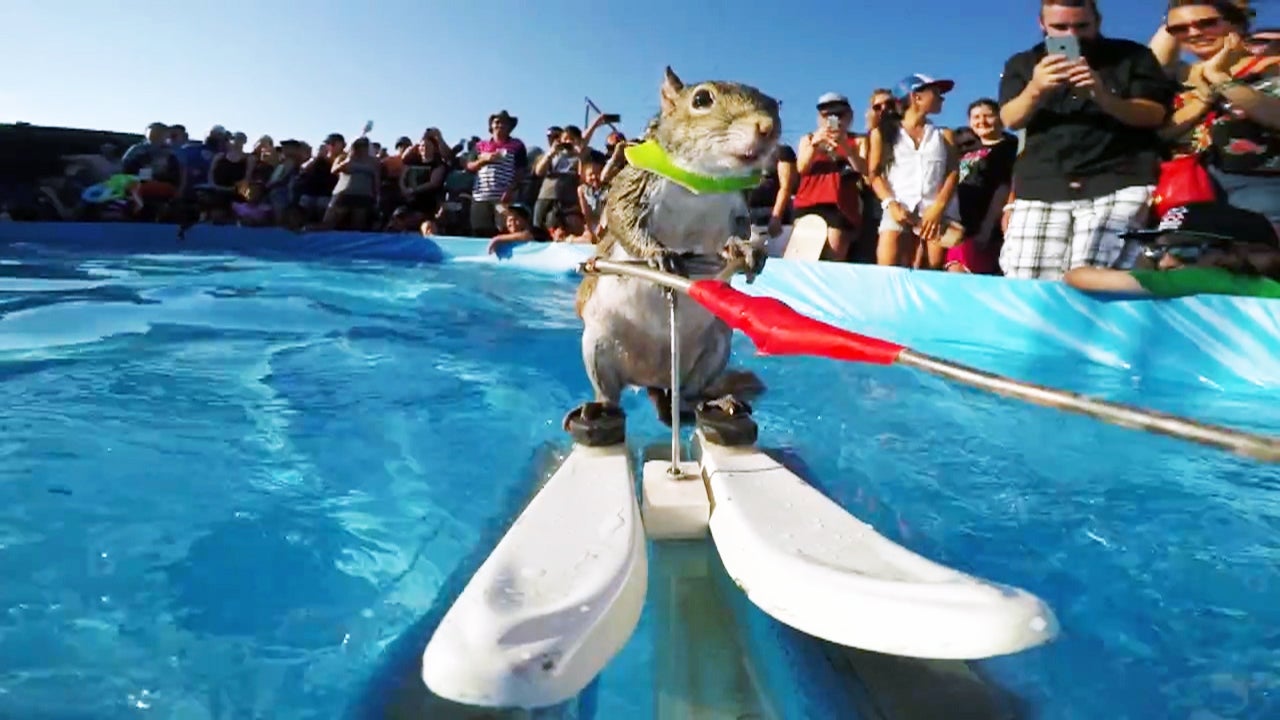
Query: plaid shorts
999 184 1154 280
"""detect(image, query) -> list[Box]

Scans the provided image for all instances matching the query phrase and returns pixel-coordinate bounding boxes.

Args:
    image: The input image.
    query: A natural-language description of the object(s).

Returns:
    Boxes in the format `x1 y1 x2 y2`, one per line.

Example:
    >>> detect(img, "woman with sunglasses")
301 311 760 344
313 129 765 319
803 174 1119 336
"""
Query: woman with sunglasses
792 92 867 261
1149 0 1251 76
1064 202 1280 298
1152 1 1280 226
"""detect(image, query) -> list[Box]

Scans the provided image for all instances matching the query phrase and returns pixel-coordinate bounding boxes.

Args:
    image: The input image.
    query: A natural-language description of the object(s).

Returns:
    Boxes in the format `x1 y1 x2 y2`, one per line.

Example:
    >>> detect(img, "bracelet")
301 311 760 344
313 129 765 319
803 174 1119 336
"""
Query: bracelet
881 198 898 210
1209 78 1244 95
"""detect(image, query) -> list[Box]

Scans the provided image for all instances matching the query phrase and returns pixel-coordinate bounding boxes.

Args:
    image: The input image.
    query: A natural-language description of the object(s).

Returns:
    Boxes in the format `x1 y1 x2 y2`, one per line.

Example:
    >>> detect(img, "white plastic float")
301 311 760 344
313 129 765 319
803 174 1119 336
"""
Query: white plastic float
695 430 1059 660
420 442 647 709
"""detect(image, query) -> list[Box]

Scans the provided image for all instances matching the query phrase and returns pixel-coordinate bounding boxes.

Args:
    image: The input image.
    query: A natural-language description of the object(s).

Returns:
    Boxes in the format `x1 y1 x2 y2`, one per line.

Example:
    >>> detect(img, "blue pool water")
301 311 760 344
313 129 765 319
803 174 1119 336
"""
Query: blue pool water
1 243 1278 719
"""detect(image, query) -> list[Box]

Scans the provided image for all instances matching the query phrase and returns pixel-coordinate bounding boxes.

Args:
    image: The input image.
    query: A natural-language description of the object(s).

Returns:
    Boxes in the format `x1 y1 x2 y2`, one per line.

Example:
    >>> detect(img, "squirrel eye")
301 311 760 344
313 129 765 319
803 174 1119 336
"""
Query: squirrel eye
691 89 715 111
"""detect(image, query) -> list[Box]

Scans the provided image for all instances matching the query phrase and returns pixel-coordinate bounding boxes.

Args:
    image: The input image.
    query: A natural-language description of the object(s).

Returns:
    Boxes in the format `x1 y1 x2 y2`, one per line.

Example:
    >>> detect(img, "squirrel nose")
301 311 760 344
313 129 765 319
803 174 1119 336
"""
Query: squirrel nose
755 117 775 138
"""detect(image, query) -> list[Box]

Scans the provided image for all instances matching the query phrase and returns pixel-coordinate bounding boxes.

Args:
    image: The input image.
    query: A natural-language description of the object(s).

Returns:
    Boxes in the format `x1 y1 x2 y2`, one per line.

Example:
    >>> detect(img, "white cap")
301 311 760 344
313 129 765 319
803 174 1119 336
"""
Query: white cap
816 92 850 109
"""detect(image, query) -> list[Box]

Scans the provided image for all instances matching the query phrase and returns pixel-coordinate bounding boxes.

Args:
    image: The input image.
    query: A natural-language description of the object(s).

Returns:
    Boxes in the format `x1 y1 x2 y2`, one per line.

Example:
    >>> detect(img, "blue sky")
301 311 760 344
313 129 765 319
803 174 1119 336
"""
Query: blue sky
4 0 1277 153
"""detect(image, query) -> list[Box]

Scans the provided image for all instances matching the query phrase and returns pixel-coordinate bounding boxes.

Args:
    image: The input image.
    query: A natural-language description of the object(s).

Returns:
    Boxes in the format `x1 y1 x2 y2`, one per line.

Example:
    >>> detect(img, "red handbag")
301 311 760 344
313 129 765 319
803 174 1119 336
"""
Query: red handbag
1148 58 1268 219
1152 154 1217 219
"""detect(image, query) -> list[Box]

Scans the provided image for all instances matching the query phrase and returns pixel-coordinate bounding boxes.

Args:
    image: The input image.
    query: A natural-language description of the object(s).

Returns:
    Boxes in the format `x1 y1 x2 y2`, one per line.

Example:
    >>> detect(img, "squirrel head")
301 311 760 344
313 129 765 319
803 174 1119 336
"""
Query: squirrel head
651 66 782 178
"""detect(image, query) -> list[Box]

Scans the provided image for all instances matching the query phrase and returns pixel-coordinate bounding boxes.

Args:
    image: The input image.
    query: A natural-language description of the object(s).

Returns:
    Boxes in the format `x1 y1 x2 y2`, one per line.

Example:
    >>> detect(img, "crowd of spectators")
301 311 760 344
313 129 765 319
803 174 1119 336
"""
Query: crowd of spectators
10 108 621 247
3 0 1278 298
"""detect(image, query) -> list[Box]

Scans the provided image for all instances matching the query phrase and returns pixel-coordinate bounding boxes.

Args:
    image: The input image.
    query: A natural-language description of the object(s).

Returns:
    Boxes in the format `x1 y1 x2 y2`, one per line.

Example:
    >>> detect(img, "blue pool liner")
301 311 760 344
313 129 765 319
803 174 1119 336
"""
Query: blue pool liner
5 222 1276 391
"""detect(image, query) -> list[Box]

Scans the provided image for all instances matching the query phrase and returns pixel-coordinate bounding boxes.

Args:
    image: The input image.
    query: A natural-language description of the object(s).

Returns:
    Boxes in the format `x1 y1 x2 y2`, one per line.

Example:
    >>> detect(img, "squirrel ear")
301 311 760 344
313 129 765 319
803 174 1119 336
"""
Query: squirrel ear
661 67 684 113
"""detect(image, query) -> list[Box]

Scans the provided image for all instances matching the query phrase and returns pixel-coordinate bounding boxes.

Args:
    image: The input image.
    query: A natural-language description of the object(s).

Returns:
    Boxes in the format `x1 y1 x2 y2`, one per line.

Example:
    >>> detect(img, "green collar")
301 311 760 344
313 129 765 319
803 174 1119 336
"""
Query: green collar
624 140 761 195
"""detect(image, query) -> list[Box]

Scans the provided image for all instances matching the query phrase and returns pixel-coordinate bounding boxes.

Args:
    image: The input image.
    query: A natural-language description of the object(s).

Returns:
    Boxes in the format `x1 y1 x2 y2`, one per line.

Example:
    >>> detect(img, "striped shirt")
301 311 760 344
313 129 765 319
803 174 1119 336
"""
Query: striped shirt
472 137 528 202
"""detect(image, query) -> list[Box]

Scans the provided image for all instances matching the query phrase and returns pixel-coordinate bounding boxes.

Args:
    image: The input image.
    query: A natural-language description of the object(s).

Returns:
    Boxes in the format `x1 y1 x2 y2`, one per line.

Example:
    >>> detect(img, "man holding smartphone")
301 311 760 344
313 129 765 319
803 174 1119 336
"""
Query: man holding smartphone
997 0 1174 280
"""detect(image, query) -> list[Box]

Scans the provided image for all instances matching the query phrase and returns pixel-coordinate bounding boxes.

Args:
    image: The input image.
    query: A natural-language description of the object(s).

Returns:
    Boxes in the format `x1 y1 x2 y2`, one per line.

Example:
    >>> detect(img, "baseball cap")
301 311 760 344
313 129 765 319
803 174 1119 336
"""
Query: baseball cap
1120 202 1280 247
816 92 850 110
895 74 956 101
501 203 532 221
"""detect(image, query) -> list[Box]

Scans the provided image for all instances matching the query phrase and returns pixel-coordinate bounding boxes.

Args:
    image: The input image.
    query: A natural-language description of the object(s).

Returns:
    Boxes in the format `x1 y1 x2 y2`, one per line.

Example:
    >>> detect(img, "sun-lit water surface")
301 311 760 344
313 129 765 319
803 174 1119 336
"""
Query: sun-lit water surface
0 245 1277 720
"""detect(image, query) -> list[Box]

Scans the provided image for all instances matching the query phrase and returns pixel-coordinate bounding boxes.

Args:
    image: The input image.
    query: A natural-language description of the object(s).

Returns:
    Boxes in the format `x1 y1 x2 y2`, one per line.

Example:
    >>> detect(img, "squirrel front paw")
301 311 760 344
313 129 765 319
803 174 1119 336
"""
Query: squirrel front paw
722 237 767 282
646 248 687 276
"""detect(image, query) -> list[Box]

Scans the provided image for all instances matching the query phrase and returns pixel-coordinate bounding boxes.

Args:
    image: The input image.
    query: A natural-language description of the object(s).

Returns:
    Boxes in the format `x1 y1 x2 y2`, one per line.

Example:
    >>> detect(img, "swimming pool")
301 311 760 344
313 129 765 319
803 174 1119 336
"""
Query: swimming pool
1 233 1278 719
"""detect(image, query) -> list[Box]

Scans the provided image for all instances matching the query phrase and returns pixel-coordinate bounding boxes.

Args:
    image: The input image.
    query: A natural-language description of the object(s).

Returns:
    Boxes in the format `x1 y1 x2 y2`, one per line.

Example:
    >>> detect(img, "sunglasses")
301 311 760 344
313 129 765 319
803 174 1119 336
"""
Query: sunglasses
1140 242 1214 262
871 102 892 112
1166 16 1223 36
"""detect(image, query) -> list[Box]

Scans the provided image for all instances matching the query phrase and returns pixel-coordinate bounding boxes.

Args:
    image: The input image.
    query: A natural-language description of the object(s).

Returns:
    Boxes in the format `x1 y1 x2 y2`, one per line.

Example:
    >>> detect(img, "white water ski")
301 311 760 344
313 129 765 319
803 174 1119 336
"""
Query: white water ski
696 430 1059 660
421 442 647 709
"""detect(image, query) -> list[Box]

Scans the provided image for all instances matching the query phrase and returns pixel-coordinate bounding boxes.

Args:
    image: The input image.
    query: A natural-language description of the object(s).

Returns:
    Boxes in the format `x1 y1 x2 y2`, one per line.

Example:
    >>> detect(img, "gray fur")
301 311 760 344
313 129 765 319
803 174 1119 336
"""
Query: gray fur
574 67 782 420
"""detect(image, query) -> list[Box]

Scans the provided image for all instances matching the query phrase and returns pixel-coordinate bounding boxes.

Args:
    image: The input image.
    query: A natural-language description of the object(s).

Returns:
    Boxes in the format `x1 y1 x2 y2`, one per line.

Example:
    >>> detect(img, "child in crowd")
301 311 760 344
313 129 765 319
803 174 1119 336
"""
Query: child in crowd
547 209 592 244
485 204 551 255
576 156 608 243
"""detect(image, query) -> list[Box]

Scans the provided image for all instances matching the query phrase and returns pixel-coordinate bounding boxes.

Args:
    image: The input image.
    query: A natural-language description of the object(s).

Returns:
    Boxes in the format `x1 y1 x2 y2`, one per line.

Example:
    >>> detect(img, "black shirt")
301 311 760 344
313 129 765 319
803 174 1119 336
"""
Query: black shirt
747 143 797 210
957 134 1019 234
298 156 337 196
998 36 1174 202
121 142 182 185
402 156 447 212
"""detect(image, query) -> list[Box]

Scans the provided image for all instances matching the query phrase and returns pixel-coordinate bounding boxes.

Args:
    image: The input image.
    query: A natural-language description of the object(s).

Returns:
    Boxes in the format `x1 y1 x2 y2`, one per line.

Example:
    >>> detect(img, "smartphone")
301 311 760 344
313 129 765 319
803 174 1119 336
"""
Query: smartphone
600 113 621 124
825 115 841 131
1045 34 1081 61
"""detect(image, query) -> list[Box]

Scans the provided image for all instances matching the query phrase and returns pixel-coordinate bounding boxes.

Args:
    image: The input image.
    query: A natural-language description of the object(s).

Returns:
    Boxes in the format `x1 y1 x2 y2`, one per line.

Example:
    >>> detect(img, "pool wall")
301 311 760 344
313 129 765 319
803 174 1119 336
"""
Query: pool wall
5 222 1278 392
0 221 449 263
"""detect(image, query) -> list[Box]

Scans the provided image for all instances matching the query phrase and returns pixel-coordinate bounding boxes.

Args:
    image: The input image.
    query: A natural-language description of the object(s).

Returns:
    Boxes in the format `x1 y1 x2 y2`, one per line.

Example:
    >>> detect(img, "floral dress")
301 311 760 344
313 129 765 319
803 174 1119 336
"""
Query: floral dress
1170 58 1279 175
1207 64 1280 175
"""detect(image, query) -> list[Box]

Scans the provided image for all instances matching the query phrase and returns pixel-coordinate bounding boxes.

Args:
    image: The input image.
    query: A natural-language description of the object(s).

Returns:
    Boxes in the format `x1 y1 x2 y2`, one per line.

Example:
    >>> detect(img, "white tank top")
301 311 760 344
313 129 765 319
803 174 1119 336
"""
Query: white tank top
885 123 957 216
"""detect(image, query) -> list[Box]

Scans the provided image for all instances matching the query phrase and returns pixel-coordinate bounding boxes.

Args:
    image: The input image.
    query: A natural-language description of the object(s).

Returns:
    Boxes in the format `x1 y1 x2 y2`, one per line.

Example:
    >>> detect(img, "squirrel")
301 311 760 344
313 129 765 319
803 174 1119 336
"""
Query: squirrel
568 66 780 429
